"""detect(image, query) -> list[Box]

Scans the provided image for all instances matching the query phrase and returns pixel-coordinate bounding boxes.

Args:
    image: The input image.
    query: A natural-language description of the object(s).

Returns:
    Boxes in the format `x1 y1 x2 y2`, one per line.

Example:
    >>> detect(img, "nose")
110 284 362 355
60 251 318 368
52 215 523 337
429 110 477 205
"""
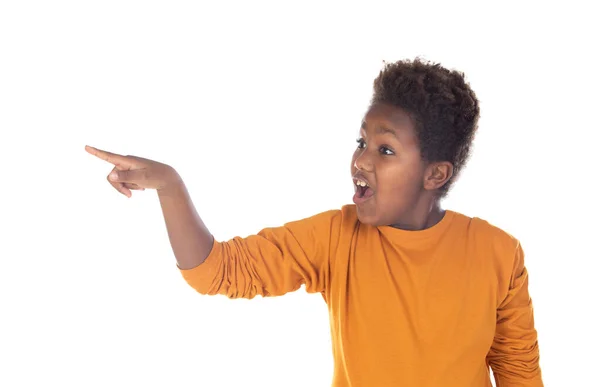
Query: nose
353 149 373 172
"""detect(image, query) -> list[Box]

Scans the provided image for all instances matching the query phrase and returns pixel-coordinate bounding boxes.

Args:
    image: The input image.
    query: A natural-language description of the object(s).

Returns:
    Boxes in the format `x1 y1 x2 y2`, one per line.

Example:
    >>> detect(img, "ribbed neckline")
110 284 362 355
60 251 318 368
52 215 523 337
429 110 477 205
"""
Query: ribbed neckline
376 209 456 242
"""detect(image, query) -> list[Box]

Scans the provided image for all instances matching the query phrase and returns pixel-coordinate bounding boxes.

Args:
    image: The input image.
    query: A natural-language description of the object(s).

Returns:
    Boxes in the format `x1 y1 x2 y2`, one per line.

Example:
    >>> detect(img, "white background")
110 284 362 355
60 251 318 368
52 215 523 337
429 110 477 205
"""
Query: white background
1 1 598 386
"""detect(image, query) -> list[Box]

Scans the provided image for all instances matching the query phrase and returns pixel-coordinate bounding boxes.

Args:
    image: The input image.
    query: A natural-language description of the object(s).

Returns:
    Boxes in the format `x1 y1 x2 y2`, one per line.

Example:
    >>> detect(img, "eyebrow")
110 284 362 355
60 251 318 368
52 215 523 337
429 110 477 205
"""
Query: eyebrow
360 122 398 139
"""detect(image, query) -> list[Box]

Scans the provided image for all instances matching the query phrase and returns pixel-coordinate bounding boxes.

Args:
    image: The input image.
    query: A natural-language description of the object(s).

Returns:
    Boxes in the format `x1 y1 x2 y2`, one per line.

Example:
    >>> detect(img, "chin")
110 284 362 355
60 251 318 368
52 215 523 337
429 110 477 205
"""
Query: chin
355 205 382 226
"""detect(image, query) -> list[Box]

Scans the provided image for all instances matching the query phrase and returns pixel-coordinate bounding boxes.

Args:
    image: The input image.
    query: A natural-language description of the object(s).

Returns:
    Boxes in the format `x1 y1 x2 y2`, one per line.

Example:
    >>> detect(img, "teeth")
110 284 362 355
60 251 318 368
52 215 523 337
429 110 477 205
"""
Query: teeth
355 180 369 187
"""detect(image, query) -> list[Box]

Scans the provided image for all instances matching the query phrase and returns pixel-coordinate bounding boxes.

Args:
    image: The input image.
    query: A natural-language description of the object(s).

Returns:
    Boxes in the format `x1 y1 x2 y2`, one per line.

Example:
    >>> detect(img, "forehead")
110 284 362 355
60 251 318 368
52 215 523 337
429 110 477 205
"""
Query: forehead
361 103 418 145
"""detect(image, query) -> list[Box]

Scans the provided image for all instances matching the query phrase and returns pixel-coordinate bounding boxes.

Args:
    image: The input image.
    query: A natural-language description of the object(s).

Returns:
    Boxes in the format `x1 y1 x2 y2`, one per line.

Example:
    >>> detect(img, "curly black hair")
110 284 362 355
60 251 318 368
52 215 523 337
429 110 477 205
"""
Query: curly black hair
371 58 480 196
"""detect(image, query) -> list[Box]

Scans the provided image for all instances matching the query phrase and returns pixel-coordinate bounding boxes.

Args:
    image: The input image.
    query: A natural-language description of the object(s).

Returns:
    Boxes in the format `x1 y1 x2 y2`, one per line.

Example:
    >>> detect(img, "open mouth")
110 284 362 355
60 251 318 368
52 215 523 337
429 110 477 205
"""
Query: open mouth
356 184 373 198
353 178 375 202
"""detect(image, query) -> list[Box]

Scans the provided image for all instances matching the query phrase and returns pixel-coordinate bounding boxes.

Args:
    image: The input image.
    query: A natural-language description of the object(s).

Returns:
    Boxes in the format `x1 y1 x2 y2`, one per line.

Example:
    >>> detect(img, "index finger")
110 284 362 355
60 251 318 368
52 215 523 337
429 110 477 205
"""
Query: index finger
85 145 130 166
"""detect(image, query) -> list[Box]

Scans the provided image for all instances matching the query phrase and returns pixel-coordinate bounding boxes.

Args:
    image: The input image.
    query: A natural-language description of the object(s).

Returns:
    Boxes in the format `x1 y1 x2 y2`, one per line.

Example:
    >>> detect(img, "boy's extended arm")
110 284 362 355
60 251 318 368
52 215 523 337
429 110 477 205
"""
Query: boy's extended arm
486 243 543 386
158 177 341 299
84 146 338 298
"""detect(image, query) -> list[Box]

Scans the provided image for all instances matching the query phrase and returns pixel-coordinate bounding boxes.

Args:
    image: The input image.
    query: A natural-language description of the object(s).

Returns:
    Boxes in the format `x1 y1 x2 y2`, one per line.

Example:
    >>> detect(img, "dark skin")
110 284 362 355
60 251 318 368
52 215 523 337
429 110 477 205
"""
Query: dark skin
85 103 453 270
351 103 454 230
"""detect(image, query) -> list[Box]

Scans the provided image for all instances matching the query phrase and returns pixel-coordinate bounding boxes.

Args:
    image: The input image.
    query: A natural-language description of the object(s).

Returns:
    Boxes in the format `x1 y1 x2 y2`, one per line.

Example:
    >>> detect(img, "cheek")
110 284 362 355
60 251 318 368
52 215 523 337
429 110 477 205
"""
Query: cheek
378 164 423 200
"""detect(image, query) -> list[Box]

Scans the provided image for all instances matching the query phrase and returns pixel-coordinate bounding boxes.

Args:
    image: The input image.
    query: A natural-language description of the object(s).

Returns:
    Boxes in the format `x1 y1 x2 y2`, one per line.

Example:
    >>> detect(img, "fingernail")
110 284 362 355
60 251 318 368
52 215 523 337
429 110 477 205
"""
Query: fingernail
109 172 118 180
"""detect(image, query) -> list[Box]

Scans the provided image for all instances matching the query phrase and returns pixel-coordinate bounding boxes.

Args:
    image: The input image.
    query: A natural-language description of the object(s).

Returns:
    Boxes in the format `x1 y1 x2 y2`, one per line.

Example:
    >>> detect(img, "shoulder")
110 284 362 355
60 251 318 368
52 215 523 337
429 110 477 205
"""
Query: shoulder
450 211 525 299
449 210 521 254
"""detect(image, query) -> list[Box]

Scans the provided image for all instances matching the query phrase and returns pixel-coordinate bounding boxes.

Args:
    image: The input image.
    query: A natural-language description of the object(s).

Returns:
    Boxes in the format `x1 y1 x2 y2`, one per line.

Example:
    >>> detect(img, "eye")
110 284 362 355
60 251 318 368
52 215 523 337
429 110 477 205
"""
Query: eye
380 146 395 156
356 138 366 149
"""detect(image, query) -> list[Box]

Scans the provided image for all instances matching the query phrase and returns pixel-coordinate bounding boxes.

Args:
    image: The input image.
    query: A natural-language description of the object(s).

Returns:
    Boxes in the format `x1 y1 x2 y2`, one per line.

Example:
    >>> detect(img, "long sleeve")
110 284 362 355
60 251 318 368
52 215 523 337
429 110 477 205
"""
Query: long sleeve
179 209 342 299
487 242 543 386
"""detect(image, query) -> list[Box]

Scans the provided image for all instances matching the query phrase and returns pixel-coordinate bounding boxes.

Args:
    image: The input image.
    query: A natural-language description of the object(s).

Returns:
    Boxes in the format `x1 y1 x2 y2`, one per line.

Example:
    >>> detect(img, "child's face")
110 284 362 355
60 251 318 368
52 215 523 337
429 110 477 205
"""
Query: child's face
351 103 428 226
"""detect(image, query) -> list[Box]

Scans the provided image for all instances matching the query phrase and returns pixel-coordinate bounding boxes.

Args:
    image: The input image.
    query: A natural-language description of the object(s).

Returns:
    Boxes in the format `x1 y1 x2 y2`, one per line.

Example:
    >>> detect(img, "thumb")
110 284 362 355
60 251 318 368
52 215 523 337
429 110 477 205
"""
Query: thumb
109 169 147 184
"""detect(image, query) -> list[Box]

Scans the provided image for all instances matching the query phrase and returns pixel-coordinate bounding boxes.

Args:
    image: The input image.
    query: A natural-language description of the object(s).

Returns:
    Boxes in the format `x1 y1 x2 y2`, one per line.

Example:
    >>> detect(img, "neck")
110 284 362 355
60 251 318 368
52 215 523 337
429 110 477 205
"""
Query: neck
390 196 444 231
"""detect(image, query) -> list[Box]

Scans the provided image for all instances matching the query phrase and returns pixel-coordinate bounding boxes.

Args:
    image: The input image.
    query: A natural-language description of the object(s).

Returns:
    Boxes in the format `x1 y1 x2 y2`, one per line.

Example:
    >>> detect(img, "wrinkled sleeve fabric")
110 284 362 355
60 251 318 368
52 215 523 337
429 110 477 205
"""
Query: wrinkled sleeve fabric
179 210 342 299
487 242 543 386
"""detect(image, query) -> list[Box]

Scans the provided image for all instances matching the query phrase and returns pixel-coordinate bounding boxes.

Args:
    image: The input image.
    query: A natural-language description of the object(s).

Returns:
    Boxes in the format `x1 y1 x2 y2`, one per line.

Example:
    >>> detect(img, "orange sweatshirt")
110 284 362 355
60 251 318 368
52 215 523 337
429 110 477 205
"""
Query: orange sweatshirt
180 205 543 386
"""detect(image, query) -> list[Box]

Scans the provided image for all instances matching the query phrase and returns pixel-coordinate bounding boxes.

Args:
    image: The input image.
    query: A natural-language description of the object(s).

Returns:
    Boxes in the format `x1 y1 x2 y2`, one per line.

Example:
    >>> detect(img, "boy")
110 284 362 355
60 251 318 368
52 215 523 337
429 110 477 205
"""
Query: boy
86 58 543 386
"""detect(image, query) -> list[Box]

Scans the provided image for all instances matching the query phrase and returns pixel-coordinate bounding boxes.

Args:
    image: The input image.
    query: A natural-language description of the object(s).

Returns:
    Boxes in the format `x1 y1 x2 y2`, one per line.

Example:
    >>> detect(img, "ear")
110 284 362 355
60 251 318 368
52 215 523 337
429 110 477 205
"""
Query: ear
423 161 454 191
